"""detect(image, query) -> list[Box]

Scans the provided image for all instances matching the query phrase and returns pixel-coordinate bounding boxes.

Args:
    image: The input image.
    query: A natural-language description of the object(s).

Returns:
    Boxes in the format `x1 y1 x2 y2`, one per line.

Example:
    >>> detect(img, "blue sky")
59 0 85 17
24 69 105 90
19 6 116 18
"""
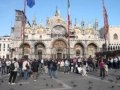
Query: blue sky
0 0 120 36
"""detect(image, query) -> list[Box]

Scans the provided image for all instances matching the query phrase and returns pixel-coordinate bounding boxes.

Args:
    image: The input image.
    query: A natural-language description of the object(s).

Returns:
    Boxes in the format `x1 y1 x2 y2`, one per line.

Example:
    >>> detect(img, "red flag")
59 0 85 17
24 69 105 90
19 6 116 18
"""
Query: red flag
102 0 109 40
68 0 71 37
22 0 27 40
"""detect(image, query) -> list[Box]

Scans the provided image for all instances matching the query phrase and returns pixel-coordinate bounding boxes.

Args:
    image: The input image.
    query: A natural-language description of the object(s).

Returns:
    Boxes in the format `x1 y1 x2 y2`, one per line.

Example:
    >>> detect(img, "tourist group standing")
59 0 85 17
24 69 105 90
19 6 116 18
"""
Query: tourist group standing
0 54 120 85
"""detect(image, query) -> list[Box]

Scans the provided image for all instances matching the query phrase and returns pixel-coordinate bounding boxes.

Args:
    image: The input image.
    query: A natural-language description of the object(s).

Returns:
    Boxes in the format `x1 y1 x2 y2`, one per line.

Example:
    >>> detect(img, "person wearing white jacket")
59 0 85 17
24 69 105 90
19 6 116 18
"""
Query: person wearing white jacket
22 59 30 80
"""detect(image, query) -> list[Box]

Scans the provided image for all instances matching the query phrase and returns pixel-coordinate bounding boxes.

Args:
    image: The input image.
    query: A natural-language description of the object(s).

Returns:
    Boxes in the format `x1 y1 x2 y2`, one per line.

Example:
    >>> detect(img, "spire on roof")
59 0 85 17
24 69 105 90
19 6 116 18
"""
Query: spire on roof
94 18 98 30
55 6 61 16
81 19 85 30
74 18 79 27
32 16 37 25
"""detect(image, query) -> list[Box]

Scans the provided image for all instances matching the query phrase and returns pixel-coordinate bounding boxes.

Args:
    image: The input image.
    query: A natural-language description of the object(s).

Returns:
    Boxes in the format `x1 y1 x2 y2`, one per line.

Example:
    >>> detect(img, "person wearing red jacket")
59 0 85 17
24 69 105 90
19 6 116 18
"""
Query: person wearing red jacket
99 58 105 79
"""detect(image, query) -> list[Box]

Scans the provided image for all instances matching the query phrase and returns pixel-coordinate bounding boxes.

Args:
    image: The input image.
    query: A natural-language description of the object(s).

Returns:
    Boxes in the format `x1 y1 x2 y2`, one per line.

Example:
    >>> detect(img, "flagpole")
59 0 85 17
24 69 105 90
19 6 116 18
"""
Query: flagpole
67 0 70 59
102 0 108 51
22 0 26 58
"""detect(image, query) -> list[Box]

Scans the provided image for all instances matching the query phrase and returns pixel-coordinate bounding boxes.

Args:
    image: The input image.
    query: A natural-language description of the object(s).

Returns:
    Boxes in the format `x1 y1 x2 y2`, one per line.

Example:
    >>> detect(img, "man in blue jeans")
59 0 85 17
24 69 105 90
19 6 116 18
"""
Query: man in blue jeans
22 59 30 80
48 59 57 78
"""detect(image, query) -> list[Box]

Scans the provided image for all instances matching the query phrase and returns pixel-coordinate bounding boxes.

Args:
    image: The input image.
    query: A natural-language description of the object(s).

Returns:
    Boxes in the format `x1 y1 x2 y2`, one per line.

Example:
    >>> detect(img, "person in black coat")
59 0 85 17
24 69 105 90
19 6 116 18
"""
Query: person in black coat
48 59 57 78
31 59 39 81
52 60 57 78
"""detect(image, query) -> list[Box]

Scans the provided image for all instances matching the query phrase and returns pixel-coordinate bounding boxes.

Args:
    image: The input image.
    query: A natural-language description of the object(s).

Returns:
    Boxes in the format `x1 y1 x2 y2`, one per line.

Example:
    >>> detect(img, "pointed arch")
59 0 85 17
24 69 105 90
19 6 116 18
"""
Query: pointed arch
19 43 31 55
74 43 84 57
87 43 97 57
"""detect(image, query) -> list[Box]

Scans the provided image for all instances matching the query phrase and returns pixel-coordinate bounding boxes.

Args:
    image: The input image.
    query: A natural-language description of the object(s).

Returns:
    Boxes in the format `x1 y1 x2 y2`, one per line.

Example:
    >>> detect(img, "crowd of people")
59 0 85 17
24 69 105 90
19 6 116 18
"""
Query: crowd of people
0 55 120 85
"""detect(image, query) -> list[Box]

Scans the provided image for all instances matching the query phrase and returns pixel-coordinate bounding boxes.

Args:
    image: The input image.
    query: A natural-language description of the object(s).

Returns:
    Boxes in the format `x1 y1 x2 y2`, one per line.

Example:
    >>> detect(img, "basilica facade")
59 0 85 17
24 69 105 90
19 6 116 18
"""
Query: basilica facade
9 9 120 59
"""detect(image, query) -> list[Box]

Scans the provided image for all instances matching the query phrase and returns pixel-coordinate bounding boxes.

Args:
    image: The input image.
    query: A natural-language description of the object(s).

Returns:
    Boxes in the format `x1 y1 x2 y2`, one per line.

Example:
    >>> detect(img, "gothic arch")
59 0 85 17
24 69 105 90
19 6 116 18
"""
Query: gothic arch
19 43 31 55
20 43 30 48
52 38 67 48
52 39 67 59
34 42 45 49
74 43 84 57
87 43 97 57
34 42 46 59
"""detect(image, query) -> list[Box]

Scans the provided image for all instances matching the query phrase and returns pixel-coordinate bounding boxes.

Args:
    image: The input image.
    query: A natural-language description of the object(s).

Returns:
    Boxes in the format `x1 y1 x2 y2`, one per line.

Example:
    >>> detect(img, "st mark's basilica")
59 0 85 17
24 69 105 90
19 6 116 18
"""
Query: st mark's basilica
9 9 120 59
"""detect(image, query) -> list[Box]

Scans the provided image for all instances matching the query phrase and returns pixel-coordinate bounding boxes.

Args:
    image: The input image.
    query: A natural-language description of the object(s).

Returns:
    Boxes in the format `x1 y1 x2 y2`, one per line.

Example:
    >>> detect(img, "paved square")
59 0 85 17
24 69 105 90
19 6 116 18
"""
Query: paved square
0 71 120 90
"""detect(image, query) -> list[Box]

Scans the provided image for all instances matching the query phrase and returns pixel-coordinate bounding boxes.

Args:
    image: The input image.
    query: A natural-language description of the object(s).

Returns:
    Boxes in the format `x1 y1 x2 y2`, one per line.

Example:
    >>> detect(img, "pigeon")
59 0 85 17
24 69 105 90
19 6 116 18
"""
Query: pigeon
9 88 14 90
73 84 77 87
88 81 93 84
108 79 114 82
88 86 92 90
111 85 114 88
118 85 120 87
19 83 22 86
1 80 4 83
109 85 115 89
58 83 63 86
43 78 46 80
70 81 74 84
116 76 120 80
51 84 53 88
46 83 48 87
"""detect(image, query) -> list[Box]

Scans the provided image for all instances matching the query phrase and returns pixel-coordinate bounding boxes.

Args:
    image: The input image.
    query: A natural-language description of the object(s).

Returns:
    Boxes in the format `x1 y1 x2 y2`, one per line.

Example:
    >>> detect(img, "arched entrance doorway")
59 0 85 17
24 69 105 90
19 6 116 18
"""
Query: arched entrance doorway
74 43 84 57
87 43 97 57
34 43 45 59
52 40 67 59
20 43 31 58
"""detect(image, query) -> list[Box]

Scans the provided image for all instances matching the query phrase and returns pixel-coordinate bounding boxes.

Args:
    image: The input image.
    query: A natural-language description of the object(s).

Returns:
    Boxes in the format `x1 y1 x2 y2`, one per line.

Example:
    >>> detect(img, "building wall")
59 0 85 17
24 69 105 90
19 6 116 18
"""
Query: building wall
0 36 11 59
3 9 119 59
108 26 120 51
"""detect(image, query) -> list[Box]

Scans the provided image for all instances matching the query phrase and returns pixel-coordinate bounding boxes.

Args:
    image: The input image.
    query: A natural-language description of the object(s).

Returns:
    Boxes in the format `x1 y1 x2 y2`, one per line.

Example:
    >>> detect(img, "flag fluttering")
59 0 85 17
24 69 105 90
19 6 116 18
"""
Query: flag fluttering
27 0 35 8
22 0 35 57
102 0 109 40
67 0 71 58
68 0 71 36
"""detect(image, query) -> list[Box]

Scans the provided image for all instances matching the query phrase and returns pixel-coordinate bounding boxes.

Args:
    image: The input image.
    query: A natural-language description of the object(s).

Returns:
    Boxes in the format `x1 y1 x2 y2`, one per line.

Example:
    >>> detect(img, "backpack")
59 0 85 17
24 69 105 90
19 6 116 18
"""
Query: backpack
26 63 30 69
10 63 15 71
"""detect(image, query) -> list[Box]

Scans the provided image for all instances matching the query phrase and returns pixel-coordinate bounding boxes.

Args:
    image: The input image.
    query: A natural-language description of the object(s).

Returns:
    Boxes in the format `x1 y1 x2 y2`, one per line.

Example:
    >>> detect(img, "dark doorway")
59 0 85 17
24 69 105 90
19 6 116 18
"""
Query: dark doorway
38 51 42 59
57 53 62 59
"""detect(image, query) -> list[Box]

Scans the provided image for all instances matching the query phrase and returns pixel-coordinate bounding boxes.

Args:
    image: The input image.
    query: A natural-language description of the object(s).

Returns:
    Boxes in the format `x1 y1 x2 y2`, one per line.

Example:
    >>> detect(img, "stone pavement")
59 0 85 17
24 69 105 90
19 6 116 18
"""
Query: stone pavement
0 70 120 90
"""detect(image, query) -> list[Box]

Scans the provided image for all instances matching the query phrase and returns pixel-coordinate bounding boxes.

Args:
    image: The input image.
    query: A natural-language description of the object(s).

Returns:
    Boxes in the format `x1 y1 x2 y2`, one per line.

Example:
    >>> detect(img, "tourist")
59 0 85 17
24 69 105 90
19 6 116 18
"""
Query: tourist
99 58 105 79
22 58 30 80
6 59 11 74
8 58 19 85
31 59 39 81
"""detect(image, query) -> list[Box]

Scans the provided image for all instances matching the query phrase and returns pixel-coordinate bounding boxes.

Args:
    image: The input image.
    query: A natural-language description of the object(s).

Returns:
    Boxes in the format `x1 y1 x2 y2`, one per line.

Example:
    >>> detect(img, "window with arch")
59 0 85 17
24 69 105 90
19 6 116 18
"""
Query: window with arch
118 46 120 50
113 46 115 50
113 33 118 40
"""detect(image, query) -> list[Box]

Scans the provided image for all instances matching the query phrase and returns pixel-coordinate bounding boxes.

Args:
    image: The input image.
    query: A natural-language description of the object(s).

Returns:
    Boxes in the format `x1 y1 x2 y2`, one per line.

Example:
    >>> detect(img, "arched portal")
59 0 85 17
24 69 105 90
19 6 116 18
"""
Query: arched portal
34 43 45 59
19 43 31 58
52 39 67 59
87 43 97 57
74 43 84 57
